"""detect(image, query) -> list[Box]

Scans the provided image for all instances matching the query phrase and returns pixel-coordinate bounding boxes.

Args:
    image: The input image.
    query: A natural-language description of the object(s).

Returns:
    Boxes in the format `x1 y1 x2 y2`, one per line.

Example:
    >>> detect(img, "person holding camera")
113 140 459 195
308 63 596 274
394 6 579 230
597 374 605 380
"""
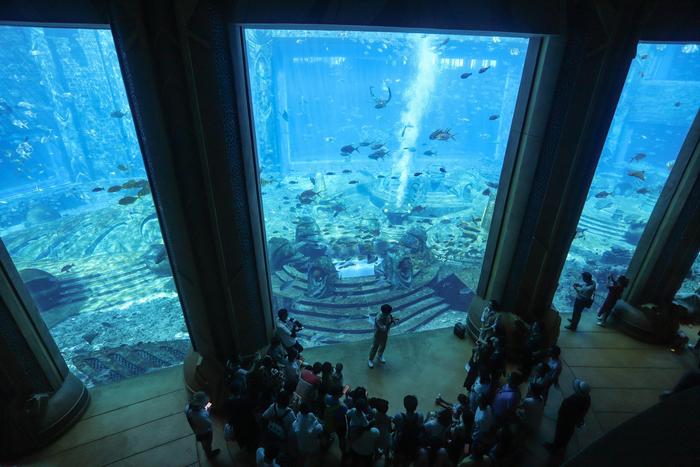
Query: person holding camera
596 274 629 327
184 391 220 458
368 304 397 368
276 308 304 354
564 271 596 332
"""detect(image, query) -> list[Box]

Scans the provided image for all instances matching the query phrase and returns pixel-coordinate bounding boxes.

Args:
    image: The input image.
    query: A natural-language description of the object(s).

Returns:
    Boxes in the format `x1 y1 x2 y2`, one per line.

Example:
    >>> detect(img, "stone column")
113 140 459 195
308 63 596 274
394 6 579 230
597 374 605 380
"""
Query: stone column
109 0 272 402
0 245 88 461
468 2 645 344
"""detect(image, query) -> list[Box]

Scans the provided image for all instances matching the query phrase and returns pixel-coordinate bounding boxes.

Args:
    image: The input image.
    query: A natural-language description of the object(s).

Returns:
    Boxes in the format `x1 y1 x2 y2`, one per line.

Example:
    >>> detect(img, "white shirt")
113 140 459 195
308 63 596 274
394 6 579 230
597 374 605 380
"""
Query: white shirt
275 318 296 347
262 403 295 437
256 447 281 467
293 412 324 454
347 407 369 429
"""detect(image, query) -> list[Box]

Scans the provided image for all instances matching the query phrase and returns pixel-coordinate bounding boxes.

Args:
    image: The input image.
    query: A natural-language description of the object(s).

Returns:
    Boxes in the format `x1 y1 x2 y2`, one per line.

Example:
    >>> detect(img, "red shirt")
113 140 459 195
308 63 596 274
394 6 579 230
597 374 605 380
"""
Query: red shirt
301 369 321 386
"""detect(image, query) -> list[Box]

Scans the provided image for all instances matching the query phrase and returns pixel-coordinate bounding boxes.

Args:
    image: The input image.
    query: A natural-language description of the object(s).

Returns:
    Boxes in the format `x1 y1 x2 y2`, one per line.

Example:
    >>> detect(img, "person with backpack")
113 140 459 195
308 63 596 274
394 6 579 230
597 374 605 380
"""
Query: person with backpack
293 402 324 467
262 390 296 456
565 271 596 331
393 394 425 465
184 391 220 458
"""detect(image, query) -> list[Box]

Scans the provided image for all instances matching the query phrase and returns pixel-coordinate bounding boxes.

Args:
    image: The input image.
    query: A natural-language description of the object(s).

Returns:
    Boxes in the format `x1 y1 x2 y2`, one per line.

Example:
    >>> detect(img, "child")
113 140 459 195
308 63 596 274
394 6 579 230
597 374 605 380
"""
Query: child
435 393 468 421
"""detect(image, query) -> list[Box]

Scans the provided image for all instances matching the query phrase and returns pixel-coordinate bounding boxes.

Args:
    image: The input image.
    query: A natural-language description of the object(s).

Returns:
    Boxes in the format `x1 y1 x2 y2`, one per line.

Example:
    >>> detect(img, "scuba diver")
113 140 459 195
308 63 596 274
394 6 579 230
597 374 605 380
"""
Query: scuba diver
370 85 391 109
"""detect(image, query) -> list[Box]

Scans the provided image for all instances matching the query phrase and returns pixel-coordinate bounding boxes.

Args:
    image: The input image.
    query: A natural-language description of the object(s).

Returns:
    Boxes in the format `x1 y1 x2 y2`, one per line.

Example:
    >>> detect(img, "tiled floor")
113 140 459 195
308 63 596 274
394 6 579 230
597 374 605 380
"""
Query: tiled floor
19 311 698 466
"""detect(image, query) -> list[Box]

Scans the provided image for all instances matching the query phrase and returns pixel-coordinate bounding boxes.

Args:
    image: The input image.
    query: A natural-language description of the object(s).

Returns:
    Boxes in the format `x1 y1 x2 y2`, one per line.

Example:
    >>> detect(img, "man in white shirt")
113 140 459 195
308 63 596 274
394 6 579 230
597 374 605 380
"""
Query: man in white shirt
276 308 304 353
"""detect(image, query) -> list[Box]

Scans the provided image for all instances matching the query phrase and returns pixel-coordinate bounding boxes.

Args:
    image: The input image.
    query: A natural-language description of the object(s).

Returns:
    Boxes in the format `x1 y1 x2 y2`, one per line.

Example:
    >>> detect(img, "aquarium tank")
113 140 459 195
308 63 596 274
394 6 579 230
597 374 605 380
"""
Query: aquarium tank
676 252 700 297
244 28 530 347
553 42 700 314
0 26 189 387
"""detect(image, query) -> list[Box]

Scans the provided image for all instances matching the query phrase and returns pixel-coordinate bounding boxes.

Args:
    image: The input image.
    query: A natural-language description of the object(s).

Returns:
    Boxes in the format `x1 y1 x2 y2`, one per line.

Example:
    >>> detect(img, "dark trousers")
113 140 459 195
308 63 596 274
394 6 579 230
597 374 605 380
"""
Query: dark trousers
552 419 576 451
196 430 214 454
597 299 617 323
570 298 587 329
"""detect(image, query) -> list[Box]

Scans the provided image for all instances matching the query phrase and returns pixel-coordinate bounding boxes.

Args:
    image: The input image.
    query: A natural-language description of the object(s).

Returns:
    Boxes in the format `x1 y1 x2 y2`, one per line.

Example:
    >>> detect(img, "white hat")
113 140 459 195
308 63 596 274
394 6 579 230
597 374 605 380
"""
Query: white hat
573 378 590 395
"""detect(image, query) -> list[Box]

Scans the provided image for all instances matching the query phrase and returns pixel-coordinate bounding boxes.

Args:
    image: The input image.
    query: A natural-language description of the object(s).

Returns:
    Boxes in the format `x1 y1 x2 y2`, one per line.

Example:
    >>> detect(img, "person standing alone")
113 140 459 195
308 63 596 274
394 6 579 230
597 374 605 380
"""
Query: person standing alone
368 304 396 368
565 271 596 331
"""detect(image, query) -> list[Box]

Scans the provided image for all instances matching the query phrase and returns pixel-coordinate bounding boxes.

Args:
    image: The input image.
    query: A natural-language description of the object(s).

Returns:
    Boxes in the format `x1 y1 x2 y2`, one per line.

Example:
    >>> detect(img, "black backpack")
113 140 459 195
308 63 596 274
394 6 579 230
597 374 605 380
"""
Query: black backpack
453 322 466 339
396 413 423 457
265 407 291 443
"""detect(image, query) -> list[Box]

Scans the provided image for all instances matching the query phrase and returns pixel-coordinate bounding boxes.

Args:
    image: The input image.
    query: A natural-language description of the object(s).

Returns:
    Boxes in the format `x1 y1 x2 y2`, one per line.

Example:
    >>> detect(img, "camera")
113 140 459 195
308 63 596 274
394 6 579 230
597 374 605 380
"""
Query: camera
289 318 304 332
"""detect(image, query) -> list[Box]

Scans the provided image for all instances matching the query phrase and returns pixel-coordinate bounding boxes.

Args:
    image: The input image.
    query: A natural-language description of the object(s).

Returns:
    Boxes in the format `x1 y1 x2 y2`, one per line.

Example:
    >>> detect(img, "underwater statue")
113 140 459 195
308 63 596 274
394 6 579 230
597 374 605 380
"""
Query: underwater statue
306 256 337 299
142 243 171 276
381 248 414 289
268 237 296 271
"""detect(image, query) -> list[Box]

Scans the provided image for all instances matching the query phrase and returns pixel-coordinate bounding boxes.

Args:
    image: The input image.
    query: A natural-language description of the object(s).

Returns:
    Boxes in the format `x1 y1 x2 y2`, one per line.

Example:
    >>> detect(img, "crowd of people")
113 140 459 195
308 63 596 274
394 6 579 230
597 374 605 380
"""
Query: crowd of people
182 305 594 466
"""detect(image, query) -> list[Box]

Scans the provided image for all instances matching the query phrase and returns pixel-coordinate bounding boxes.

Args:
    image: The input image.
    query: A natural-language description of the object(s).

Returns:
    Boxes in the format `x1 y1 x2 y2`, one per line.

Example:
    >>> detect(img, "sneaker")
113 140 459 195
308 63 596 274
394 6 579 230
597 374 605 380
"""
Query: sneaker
368 359 374 368
596 320 605 327
564 324 576 331
379 355 387 364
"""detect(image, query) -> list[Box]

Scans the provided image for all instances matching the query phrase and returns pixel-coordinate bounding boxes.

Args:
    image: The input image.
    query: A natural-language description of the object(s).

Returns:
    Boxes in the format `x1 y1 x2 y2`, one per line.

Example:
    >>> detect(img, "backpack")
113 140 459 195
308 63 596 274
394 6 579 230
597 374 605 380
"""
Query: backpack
266 407 291 442
396 413 422 456
453 322 466 339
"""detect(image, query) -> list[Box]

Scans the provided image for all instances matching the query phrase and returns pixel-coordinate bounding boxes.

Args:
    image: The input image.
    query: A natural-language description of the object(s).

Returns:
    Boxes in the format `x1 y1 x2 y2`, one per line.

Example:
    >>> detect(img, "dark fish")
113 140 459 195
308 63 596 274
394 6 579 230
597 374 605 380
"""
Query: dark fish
594 191 612 198
282 110 289 121
348 180 359 184
110 110 128 118
369 149 388 160
83 331 99 344
359 141 371 147
60 264 74 273
414 172 423 177
639 54 648 60
377 175 386 179
137 186 151 197
403 147 416 152
118 196 138 205
391 176 399 180
482 188 491 196
486 182 499 189
371 143 385 150
441 219 451 224
636 187 651 194
460 72 472 79
91 187 104 192
340 144 359 154
478 66 490 74
429 129 455 141
489 114 499 121
107 185 122 193
298 189 318 204
631 152 646 162
439 167 446 173
423 150 437 156
628 170 646 181
288 180 298 184
674 101 681 107
117 164 128 171
326 171 336 175
342 169 352 174
122 179 139 189
411 205 426 213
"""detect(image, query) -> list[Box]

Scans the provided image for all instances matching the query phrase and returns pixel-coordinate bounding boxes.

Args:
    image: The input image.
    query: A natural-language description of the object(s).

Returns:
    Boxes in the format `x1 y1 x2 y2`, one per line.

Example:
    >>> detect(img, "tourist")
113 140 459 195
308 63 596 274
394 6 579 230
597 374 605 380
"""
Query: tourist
370 398 392 459
543 346 562 403
565 271 596 331
282 348 301 393
471 394 495 452
184 391 220 458
521 321 546 379
446 407 474 463
368 303 397 368
435 392 469 420
422 409 453 458
458 443 492 467
322 385 348 452
469 369 493 413
544 378 591 455
297 361 323 406
331 362 344 388
225 380 259 452
262 390 296 455
393 395 425 465
478 300 502 344
256 444 281 467
492 372 523 424
348 424 380 467
267 335 288 367
597 274 629 326
517 382 545 434
293 402 324 466
276 308 304 354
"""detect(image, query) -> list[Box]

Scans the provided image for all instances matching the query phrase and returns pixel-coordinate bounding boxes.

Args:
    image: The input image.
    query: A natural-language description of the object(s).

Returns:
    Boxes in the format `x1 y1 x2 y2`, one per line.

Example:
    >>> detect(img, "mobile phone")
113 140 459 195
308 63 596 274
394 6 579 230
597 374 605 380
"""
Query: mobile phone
342 385 350 395
205 402 212 410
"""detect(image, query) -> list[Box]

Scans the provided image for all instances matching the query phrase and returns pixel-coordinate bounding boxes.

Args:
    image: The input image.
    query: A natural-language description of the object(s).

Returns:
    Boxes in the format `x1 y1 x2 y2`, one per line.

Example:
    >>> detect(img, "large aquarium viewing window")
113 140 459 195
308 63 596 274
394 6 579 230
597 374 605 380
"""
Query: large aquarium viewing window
553 42 700 314
0 26 189 387
243 28 531 346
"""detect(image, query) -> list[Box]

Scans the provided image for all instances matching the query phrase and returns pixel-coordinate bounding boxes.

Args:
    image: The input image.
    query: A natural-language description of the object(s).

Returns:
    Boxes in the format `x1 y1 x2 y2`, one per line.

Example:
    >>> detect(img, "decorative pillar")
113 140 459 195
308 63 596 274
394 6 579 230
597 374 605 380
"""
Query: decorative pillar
468 2 645 345
0 244 88 461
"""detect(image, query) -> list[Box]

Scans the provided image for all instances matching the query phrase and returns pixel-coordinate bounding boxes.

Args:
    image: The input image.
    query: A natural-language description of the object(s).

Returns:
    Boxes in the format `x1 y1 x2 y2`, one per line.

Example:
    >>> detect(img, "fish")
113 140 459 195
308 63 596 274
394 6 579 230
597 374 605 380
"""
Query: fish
118 196 138 205
282 110 289 121
17 101 33 109
342 169 352 174
377 175 385 178
12 119 29 129
359 141 372 147
429 129 455 141
478 66 490 73
636 187 651 194
340 144 359 154
369 149 388 160
61 264 74 273
486 182 499 189
403 147 416 152
91 187 104 192
594 191 612 198
628 170 646 181
639 54 648 60
460 72 472 79
117 164 128 171
630 152 646 162
482 188 492 196
439 167 446 173
371 143 385 150
348 180 359 184
423 150 437 156
411 205 426 213
110 110 128 118
107 185 122 193
674 101 681 107
137 187 151 197
324 136 335 143
390 176 399 180
489 114 499 120
665 161 675 170
414 172 423 177
298 190 318 204
370 85 391 109
325 171 336 175
288 180 298 184
83 331 99 344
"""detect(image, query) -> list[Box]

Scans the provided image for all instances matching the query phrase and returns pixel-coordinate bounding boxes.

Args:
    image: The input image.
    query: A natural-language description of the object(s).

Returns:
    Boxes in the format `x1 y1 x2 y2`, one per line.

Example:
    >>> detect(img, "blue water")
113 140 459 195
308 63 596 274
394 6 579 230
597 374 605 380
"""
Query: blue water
0 26 188 387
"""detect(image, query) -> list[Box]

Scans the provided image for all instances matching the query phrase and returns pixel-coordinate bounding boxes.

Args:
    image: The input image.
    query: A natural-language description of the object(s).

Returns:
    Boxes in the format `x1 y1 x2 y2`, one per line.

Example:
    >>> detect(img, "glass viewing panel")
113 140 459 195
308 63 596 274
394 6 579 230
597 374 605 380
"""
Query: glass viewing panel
244 28 529 347
676 252 700 298
553 42 700 313
0 26 189 387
